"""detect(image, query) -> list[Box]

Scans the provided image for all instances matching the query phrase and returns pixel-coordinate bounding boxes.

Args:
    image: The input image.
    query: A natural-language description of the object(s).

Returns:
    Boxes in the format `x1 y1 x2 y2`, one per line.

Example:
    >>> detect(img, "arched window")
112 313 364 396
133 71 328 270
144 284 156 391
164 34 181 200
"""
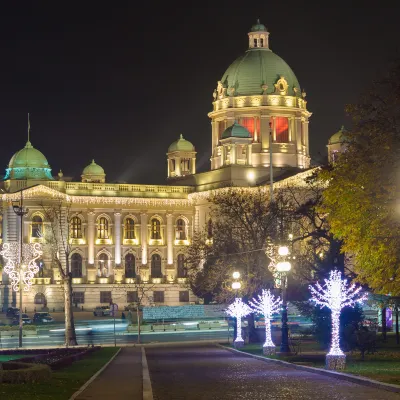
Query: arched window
71 216 82 239
34 293 46 305
71 253 83 278
97 217 109 239
176 218 186 240
151 254 162 278
124 218 135 240
31 216 43 238
98 253 109 277
151 219 161 240
177 254 186 278
125 253 136 278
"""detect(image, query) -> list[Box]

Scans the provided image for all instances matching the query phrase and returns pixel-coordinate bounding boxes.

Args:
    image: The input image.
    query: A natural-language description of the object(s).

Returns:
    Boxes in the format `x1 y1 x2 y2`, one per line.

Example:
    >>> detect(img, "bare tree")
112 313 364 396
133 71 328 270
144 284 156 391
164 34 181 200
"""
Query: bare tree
113 276 155 344
41 200 78 346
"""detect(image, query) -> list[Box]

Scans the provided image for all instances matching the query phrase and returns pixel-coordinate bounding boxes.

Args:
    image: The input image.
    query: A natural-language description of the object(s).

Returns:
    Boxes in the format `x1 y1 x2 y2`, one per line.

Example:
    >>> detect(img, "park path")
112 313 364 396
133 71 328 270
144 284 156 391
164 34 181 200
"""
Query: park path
75 347 142 399
146 344 400 400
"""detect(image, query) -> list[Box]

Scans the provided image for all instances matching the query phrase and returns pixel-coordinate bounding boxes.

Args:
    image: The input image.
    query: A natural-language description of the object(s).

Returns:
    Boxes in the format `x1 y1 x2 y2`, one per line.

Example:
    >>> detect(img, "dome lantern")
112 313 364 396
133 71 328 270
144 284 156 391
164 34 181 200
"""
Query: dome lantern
248 19 270 49
167 135 196 179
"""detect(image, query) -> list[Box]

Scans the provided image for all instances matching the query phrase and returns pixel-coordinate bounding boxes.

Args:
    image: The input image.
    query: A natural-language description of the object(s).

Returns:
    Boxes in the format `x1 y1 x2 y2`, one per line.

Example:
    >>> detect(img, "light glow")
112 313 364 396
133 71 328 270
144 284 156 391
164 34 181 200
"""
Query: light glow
231 281 241 290
278 246 289 256
225 298 252 344
232 271 241 279
276 261 291 272
0 242 42 291
249 289 281 350
309 270 367 368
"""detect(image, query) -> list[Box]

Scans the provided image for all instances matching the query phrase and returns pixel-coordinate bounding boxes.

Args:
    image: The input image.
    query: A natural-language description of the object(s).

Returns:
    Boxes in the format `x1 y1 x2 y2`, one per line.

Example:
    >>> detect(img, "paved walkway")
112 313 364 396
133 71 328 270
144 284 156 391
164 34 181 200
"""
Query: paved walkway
146 345 400 400
75 347 142 399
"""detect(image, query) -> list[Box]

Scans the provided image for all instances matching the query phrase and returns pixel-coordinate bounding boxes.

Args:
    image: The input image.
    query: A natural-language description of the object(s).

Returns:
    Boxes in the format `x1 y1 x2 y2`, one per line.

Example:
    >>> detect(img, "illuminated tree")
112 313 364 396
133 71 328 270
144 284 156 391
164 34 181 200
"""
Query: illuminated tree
309 270 367 369
249 289 282 354
225 298 252 347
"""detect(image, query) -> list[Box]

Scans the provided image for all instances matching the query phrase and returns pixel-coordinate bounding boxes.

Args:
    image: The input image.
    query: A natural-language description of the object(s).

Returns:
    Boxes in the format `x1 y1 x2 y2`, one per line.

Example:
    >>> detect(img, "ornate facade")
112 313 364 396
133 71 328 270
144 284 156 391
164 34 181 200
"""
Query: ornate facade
0 21 319 311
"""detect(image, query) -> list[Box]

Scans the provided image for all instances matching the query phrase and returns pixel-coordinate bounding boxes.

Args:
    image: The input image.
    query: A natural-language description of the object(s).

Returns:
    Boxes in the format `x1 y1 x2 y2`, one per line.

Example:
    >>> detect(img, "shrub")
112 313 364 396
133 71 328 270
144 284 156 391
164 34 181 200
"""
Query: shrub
0 362 51 383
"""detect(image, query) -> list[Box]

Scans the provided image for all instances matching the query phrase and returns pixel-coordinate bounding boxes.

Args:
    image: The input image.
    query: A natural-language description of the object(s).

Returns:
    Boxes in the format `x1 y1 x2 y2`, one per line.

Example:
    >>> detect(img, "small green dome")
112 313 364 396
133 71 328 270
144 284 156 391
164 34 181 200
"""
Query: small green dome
221 122 251 139
5 141 53 180
168 134 195 152
250 19 267 32
82 160 105 176
329 126 349 145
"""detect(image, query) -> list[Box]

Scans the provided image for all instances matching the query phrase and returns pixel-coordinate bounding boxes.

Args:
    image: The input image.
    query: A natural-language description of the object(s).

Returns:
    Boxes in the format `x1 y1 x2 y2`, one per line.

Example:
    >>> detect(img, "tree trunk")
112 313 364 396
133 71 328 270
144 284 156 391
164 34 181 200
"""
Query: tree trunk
381 307 387 342
64 275 78 346
137 306 141 344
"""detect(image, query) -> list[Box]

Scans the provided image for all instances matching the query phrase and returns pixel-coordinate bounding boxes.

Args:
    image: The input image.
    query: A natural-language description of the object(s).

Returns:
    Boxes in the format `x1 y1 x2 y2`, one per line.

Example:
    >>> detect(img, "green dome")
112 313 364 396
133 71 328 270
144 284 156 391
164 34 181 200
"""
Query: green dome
221 122 251 139
82 160 105 176
250 19 267 32
5 141 53 180
329 126 349 145
220 48 300 97
168 135 195 152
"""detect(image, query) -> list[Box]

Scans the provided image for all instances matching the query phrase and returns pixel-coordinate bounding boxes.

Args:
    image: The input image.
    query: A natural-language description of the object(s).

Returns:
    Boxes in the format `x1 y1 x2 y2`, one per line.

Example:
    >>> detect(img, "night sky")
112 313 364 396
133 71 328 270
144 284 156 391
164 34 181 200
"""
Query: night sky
0 2 399 184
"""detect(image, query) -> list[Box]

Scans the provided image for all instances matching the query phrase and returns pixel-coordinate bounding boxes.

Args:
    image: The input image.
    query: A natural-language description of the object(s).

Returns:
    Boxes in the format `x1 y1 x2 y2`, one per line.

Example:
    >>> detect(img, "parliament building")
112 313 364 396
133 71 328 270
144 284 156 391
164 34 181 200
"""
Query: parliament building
0 21 341 311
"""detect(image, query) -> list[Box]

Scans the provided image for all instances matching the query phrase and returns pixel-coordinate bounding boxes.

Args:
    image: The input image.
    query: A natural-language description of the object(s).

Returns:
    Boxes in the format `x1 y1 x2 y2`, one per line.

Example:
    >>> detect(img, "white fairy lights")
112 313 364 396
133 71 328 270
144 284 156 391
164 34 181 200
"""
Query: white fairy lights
0 242 43 291
250 289 282 354
225 298 252 347
309 269 367 370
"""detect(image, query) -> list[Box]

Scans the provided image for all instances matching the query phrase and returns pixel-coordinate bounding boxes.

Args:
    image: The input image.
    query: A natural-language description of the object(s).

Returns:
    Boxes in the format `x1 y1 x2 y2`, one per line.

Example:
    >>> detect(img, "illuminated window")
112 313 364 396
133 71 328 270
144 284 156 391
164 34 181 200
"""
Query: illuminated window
31 216 43 238
125 253 136 278
71 216 82 239
124 218 135 239
151 254 162 278
151 219 161 240
275 117 289 143
260 38 264 47
97 217 109 239
71 253 83 278
175 218 186 240
177 254 186 278
240 117 255 136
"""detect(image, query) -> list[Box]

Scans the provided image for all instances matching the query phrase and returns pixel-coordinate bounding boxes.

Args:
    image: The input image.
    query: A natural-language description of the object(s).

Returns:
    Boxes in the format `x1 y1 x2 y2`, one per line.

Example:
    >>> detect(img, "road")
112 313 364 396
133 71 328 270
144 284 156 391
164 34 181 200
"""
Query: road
0 319 232 348
145 345 400 400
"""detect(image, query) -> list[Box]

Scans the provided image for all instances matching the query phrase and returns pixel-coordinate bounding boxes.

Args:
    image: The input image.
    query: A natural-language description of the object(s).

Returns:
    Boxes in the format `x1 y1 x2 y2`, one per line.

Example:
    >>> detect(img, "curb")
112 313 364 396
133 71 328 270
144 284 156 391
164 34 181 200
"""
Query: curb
69 347 122 400
142 347 154 400
217 345 400 394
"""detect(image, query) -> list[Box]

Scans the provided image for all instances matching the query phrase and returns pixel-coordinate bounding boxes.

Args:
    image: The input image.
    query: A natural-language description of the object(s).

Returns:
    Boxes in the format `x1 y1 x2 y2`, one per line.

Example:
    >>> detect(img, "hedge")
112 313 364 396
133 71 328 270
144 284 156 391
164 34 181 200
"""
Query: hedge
0 325 37 331
0 362 51 383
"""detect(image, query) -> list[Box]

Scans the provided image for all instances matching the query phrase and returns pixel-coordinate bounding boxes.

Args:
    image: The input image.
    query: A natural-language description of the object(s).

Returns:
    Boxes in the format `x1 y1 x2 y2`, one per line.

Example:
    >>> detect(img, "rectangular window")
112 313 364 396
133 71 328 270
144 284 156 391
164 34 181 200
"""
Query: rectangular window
218 120 225 139
100 291 112 304
275 117 289 143
240 117 255 136
255 117 260 142
179 291 189 302
127 291 138 303
153 291 164 303
72 292 85 304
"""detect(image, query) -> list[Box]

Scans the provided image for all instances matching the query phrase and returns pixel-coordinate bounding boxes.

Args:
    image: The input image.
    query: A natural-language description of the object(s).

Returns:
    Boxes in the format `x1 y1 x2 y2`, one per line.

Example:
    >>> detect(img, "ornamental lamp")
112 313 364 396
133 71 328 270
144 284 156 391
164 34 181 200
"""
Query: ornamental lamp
276 261 291 272
278 245 289 256
232 271 241 279
232 281 241 290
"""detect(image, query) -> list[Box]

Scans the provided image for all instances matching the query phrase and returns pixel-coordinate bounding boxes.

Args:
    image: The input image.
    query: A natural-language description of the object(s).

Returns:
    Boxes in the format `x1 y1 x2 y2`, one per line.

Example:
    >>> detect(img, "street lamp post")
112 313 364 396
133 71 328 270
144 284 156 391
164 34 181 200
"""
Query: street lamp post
231 271 241 344
276 245 291 354
12 191 29 348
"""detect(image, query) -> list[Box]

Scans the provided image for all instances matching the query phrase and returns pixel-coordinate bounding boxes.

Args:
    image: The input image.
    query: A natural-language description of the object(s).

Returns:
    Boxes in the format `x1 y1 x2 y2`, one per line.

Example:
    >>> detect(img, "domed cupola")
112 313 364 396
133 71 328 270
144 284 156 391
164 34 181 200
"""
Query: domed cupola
5 141 53 181
167 135 196 178
81 160 106 183
327 126 349 163
209 20 311 172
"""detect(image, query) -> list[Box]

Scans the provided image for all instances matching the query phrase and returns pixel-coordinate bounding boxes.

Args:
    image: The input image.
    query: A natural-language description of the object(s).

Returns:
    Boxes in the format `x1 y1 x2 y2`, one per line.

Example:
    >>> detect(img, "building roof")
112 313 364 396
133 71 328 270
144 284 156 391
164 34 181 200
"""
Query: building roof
221 122 252 139
168 134 195 152
5 141 53 180
82 159 105 176
250 19 267 32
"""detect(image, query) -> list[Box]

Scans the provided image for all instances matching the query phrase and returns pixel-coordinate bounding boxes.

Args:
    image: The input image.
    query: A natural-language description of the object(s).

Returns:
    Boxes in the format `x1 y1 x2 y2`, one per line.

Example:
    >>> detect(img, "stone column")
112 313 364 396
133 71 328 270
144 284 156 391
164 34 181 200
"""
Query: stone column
114 210 122 265
191 157 196 174
304 119 310 156
87 210 95 265
260 114 270 151
141 212 148 265
166 213 174 265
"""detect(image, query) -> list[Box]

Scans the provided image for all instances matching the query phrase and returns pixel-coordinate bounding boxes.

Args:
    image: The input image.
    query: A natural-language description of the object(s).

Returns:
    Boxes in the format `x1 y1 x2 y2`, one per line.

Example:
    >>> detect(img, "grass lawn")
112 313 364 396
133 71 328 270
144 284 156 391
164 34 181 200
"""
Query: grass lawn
229 333 400 386
0 347 119 400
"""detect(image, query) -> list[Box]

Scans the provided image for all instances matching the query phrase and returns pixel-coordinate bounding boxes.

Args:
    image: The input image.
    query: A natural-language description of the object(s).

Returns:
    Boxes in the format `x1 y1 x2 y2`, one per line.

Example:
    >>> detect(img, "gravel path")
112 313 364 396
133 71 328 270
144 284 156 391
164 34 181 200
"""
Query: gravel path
146 345 400 400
